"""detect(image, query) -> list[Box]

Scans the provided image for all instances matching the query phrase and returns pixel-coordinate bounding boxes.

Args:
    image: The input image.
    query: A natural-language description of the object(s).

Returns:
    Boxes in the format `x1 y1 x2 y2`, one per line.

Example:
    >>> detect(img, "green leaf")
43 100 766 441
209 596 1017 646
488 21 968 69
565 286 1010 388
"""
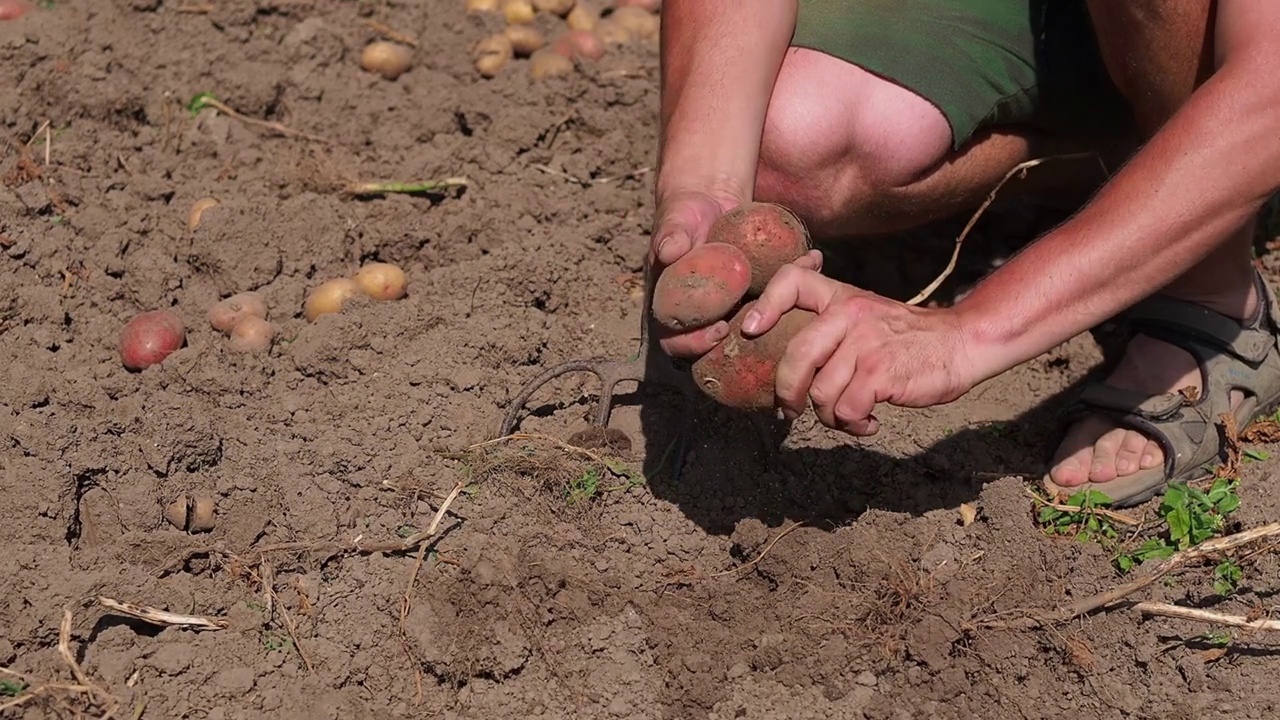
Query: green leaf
1216 493 1241 514
1038 506 1061 524
187 92 218 116
1167 506 1192 545
1115 554 1134 573
1244 447 1269 461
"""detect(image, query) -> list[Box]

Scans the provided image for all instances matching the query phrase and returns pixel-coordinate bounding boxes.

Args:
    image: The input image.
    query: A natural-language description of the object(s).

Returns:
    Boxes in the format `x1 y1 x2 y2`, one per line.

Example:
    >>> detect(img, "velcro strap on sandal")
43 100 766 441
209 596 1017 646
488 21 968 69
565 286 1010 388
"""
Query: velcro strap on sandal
1126 295 1274 364
1075 383 1187 421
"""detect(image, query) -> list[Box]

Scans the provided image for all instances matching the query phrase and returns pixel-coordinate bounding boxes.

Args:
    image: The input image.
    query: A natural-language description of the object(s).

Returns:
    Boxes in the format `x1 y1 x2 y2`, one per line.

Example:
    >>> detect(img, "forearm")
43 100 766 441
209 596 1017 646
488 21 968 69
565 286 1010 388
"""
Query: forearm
656 0 797 201
957 58 1280 381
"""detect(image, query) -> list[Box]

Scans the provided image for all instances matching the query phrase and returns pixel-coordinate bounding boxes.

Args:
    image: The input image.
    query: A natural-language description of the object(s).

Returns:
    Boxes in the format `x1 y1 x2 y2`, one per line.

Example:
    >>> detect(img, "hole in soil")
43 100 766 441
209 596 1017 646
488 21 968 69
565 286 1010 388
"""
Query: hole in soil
65 471 102 547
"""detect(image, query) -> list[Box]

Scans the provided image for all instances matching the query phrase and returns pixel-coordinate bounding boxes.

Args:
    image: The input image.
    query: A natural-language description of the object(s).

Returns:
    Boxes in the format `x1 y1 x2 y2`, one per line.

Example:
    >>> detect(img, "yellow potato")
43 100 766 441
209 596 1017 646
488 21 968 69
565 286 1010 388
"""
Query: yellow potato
354 262 408 301
304 277 362 321
502 0 535 24
360 41 414 80
473 33 514 77
503 24 546 57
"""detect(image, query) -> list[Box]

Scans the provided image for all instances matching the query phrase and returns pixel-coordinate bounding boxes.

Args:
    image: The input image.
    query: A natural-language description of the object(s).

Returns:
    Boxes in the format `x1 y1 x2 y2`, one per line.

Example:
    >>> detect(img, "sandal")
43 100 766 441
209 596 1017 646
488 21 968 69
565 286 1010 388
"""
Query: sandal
1041 269 1280 508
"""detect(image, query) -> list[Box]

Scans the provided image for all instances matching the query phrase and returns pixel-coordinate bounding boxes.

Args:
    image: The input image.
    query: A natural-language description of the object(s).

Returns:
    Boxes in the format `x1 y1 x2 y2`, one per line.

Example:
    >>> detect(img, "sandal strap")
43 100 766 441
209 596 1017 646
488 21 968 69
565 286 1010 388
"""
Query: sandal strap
1127 299 1270 364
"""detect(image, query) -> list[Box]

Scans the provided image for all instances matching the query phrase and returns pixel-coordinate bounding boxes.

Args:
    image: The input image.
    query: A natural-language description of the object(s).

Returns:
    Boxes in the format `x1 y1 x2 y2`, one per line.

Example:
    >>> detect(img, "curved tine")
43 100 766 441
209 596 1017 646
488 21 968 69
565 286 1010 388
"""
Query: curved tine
499 359 618 437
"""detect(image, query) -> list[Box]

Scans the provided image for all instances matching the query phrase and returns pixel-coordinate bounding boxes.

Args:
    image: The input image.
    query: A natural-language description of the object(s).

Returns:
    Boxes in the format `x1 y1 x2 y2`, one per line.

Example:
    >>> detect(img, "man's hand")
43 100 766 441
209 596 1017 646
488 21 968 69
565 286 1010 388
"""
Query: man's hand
648 189 822 358
740 265 978 435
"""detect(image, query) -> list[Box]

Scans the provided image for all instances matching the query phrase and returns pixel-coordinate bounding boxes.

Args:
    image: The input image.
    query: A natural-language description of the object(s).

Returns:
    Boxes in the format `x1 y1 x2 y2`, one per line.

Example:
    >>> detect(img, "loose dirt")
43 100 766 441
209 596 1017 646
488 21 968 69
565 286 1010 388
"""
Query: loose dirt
4 2 1280 719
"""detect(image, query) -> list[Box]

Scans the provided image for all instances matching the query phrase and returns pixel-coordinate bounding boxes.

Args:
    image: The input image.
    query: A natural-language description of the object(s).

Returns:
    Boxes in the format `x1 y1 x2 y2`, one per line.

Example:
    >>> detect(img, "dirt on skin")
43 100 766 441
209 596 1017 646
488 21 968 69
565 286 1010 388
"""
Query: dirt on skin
4 2 1280 719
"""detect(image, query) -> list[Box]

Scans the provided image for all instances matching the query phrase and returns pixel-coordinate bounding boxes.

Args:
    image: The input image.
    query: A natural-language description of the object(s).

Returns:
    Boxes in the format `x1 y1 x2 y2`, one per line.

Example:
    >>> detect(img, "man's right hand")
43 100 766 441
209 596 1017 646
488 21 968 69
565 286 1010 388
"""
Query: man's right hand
648 188 823 359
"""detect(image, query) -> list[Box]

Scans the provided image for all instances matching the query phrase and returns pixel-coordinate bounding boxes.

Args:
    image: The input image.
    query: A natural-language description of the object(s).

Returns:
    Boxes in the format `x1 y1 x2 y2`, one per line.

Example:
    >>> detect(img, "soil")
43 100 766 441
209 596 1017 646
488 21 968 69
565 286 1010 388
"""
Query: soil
4 2 1280 719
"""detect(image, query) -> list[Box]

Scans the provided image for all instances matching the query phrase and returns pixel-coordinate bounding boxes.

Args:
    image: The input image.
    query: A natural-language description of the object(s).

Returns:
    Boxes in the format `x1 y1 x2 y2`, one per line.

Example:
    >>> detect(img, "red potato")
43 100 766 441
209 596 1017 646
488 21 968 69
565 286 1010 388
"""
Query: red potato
119 310 186 371
651 242 752 331
208 291 267 334
551 29 604 61
0 0 29 20
691 302 816 411
707 202 811 295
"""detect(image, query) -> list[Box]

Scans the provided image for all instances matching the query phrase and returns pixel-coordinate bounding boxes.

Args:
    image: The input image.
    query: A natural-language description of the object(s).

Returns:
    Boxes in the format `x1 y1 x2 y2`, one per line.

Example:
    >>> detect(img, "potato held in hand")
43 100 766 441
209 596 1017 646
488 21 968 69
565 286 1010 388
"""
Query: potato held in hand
691 302 816 411
709 202 811 295
652 242 752 331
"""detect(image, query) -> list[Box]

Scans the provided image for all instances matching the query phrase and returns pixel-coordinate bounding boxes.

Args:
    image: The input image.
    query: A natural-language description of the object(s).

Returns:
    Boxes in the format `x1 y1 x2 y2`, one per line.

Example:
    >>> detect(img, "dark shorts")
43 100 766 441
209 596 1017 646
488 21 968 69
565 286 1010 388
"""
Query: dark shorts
791 0 1133 149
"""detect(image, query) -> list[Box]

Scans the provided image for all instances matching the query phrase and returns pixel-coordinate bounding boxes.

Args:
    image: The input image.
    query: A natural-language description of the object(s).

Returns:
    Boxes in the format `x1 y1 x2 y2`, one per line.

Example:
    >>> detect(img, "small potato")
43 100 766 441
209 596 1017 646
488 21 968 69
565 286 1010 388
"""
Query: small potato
119 310 186 372
707 202 811 295
550 29 604 61
651 242 752 331
609 5 658 40
208 291 267 334
187 197 220 232
229 316 275 353
360 40 414 80
466 0 500 13
473 33 514 77
503 24 546 57
354 262 408 301
502 0 536 24
304 277 362 321
691 303 817 411
594 18 632 45
529 47 575 79
532 0 574 15
565 0 598 30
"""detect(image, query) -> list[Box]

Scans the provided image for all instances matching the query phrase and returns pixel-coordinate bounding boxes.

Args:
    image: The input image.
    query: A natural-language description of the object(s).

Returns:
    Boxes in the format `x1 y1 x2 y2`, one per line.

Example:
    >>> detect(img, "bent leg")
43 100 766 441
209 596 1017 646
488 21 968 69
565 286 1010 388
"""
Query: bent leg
754 0 1112 239
1047 0 1264 494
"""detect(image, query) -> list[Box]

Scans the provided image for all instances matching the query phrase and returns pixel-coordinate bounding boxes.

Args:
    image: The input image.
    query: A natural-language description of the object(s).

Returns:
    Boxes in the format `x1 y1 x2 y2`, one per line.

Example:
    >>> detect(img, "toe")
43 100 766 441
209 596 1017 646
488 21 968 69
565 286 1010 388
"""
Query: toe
1049 422 1101 488
1140 439 1163 469
1114 430 1150 477
1088 427 1127 483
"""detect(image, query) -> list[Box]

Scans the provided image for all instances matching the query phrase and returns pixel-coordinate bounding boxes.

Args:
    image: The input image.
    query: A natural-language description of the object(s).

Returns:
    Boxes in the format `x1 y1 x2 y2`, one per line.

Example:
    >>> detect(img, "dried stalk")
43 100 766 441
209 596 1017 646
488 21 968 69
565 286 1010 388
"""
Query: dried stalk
905 152 1107 307
1134 602 1280 631
975 521 1280 629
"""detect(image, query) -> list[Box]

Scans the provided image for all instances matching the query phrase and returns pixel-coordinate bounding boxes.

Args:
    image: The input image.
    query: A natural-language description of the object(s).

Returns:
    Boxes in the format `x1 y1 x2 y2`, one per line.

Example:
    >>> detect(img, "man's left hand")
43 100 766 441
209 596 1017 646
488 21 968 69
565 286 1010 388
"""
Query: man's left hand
740 264 980 436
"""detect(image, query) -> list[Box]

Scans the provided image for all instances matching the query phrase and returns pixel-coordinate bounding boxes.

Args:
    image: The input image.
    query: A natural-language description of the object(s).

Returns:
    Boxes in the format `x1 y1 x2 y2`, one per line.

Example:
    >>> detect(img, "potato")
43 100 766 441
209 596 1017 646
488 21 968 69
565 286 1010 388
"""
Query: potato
691 303 817 411
354 262 408 301
119 310 185 371
651 242 752 331
550 29 604 61
229 316 275 353
208 291 267 334
0 0 29 20
707 202 811 295
187 197 220 232
594 18 632 45
473 33 514 77
360 40 414 80
304 277 362 321
466 0 500 13
502 0 536 24
609 5 658 40
615 0 659 10
565 0 598 30
531 0 574 15
503 24 546 57
530 47 575 78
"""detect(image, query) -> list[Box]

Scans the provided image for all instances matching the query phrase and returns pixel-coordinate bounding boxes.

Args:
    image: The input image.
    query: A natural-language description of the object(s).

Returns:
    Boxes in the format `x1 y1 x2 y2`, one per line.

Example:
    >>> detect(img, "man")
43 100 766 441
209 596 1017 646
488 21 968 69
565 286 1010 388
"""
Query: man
649 0 1280 507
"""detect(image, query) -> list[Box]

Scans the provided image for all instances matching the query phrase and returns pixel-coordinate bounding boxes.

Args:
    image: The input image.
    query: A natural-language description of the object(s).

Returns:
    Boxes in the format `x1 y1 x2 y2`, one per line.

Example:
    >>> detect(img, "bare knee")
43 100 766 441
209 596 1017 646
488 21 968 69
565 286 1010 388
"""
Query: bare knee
757 48 953 227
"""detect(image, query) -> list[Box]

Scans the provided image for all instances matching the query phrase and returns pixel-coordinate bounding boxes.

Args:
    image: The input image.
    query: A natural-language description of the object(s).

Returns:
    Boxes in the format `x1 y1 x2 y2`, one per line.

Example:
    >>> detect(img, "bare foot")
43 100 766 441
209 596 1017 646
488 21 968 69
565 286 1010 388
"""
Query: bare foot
1048 289 1258 489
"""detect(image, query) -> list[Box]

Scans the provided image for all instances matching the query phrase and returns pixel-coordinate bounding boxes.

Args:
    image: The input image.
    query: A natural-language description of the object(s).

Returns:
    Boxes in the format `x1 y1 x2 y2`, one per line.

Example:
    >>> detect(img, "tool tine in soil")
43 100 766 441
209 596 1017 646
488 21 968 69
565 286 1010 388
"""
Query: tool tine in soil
499 358 646 437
